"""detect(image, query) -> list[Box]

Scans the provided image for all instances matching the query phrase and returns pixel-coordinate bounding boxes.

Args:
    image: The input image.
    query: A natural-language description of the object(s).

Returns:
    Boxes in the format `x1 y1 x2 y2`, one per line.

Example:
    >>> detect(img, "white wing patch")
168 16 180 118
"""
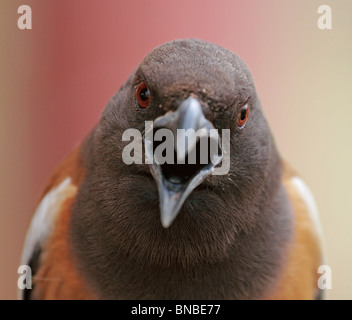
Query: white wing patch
20 177 75 267
290 176 325 256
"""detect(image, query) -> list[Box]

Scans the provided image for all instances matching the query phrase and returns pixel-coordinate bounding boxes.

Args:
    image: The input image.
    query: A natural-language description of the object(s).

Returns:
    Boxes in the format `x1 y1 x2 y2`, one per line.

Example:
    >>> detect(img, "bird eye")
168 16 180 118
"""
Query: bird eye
237 104 250 128
136 82 151 109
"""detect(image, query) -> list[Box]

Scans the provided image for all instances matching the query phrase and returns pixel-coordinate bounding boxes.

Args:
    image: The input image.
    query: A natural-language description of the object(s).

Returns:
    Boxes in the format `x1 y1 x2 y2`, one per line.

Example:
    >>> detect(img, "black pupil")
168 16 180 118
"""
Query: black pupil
240 107 247 120
140 88 150 101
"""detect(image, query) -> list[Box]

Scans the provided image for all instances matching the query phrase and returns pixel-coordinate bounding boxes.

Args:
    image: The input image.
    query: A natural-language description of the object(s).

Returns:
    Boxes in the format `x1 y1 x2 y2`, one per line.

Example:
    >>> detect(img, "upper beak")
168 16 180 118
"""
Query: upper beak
145 96 222 228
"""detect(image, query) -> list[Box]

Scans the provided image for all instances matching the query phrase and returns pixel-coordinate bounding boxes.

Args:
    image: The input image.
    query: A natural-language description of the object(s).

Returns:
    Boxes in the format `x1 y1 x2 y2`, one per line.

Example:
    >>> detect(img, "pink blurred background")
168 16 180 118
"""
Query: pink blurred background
1 0 351 299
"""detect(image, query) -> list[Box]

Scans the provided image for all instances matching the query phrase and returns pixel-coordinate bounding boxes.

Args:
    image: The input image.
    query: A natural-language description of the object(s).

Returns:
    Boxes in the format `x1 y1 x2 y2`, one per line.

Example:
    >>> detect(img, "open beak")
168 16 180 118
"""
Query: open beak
145 96 222 228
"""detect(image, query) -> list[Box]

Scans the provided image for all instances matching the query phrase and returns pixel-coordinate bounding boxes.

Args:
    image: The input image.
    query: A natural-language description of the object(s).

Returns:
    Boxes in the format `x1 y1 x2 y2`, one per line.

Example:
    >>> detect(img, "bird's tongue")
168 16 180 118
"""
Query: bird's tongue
156 136 217 185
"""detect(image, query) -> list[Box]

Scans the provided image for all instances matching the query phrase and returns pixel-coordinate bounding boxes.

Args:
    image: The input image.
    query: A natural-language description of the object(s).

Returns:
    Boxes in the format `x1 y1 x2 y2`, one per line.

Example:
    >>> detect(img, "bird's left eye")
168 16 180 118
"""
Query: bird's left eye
237 104 250 128
136 82 151 109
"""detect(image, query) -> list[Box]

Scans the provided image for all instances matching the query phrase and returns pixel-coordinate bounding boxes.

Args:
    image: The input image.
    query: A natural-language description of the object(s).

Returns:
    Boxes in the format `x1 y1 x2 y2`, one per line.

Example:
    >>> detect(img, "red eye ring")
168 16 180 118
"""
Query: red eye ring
136 82 151 109
237 104 250 128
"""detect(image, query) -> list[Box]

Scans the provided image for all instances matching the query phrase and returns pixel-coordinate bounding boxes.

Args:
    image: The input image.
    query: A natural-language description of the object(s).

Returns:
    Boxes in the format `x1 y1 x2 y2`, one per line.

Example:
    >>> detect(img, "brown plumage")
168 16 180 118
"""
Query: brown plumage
20 39 324 300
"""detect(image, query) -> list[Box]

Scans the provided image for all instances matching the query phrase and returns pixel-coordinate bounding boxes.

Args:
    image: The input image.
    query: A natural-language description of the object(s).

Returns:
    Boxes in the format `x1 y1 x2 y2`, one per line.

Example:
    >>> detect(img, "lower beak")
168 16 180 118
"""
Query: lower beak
145 96 222 228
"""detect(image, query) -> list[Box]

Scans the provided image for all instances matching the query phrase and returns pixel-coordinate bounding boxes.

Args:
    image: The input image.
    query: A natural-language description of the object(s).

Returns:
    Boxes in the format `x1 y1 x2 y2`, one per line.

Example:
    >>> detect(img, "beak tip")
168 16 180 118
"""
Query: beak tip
160 201 181 229
160 214 174 229
161 222 171 229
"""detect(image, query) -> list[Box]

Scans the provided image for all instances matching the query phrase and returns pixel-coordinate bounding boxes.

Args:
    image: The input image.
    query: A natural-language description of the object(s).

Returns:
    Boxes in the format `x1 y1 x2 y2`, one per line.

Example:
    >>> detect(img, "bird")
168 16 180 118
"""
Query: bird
19 39 324 300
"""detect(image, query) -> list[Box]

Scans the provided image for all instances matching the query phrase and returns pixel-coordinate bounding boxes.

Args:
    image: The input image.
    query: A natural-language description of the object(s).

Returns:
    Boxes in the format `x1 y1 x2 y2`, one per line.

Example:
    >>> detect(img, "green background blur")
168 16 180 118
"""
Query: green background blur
1 0 351 299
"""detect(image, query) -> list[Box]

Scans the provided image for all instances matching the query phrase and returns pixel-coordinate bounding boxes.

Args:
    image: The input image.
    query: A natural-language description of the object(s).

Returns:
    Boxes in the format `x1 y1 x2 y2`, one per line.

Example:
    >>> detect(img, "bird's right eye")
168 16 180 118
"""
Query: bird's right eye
136 82 151 109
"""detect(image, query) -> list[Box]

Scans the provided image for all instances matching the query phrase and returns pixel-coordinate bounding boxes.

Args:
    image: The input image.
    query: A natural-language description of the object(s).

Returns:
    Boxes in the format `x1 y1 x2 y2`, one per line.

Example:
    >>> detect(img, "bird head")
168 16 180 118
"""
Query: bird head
97 39 278 228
